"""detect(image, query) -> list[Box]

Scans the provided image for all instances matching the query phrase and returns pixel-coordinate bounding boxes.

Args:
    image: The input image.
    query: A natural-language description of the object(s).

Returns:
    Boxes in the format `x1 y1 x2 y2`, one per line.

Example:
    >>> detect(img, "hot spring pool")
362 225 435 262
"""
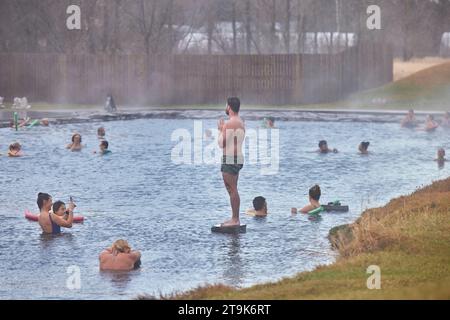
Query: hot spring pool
0 118 449 299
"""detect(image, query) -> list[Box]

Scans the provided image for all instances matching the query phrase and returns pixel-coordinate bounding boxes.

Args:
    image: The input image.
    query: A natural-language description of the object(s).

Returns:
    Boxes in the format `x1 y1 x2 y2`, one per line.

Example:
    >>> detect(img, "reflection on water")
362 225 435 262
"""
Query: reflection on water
0 119 449 299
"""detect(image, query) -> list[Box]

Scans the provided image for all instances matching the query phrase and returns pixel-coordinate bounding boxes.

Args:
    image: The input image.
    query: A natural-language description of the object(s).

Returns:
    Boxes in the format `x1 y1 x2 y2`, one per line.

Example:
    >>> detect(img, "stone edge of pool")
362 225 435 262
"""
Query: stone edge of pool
0 108 445 128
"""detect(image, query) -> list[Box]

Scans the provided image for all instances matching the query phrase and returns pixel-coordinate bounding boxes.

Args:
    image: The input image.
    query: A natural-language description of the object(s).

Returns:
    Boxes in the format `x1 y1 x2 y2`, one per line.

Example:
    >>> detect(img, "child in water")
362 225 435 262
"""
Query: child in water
291 185 321 214
94 140 111 155
8 142 23 157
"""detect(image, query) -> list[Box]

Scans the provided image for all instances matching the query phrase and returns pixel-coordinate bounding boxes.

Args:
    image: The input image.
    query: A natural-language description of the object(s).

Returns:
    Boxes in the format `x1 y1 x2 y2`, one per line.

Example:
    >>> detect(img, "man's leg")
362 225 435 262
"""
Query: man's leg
222 172 240 226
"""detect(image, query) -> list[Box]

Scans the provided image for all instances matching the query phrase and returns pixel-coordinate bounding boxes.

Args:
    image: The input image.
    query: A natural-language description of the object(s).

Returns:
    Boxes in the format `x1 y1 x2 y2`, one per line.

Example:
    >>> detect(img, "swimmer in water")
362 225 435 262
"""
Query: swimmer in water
8 142 23 157
66 133 83 151
441 111 450 128
37 193 75 235
94 140 111 155
291 185 321 214
40 118 50 126
97 127 106 140
423 115 439 132
317 140 338 154
204 129 214 141
359 141 370 155
246 196 268 217
401 109 417 128
99 240 141 271
435 148 447 169
263 117 276 128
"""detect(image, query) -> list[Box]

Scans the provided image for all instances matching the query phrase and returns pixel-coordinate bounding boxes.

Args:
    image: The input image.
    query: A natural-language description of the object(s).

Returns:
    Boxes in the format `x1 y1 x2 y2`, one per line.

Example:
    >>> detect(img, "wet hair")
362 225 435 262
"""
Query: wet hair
252 196 266 211
72 133 82 143
360 141 370 151
52 201 65 213
309 185 321 201
428 115 434 120
101 140 109 149
227 97 240 113
37 193 51 210
112 239 131 253
318 140 328 148
9 142 21 151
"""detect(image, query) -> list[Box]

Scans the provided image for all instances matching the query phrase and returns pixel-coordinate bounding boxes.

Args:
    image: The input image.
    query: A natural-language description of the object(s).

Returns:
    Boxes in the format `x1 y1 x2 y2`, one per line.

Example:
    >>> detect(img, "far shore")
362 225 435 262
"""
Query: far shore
0 104 447 129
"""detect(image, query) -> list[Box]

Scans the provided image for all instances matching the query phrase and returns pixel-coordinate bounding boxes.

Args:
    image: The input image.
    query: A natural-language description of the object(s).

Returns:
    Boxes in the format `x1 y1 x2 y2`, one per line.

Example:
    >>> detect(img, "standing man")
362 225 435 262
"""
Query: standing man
218 97 246 227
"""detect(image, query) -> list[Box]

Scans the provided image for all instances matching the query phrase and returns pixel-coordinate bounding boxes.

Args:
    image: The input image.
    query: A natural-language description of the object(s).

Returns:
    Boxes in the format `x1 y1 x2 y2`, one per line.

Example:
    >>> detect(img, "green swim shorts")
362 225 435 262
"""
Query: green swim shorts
221 156 244 176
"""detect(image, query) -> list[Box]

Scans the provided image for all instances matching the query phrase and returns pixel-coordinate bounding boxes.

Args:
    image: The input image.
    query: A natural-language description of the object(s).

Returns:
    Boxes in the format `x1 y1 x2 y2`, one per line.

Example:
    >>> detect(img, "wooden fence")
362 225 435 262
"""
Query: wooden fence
0 42 392 106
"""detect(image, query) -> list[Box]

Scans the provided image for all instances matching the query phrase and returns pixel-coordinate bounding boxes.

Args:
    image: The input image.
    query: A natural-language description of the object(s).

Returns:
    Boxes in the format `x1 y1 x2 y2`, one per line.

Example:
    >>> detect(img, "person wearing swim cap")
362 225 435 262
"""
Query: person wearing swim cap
317 140 338 154
37 193 75 235
291 185 321 214
218 97 246 227
359 141 370 155
246 196 268 217
99 240 141 271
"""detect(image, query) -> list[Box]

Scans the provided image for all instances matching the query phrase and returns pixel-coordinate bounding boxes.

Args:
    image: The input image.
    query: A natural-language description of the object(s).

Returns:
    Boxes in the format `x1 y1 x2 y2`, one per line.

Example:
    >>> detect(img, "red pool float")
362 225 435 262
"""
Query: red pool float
25 210 85 223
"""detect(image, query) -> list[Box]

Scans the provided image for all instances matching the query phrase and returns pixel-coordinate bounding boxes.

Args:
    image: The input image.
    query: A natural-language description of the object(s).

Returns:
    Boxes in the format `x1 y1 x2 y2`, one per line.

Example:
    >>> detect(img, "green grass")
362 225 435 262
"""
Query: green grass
142 178 450 300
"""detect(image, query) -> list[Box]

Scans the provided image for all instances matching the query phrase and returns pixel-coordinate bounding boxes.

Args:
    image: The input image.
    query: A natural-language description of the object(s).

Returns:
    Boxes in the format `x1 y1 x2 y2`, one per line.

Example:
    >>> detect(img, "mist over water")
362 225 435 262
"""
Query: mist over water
0 118 448 299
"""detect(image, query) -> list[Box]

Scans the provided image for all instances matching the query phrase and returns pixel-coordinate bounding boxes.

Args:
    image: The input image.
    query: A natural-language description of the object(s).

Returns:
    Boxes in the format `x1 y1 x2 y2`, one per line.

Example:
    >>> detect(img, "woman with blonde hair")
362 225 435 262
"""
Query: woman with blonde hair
99 240 141 271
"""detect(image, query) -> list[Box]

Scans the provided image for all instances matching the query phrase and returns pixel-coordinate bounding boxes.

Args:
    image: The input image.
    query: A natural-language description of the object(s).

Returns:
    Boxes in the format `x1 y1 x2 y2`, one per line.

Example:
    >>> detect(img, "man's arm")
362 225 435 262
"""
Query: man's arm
51 212 73 228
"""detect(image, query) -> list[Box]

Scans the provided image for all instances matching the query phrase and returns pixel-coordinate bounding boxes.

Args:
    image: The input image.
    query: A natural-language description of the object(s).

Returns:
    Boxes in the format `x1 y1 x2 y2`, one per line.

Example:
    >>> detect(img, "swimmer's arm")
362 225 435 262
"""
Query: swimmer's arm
299 204 316 214
52 212 73 228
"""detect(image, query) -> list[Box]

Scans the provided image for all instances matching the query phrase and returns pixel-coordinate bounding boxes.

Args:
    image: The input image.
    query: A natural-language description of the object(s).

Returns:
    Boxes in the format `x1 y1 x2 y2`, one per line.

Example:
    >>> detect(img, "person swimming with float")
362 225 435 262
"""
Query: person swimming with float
94 140 111 155
37 193 76 235
8 142 23 157
291 185 321 214
401 109 417 128
66 133 83 151
359 141 370 155
246 196 268 217
317 140 338 154
99 239 141 271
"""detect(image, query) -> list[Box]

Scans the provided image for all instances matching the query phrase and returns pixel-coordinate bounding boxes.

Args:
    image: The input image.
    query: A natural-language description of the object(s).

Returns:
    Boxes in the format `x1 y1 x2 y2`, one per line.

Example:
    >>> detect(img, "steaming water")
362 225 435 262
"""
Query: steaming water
0 119 449 300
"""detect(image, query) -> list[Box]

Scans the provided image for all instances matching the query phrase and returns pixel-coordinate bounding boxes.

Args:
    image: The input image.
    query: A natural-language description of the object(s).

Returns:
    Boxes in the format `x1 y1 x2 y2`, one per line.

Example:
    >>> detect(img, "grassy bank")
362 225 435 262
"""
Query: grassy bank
148 177 450 300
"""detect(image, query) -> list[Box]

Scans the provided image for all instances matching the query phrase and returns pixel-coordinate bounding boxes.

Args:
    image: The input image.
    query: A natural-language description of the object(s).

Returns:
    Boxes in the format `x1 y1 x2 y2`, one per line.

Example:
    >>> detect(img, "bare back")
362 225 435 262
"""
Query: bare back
223 116 246 158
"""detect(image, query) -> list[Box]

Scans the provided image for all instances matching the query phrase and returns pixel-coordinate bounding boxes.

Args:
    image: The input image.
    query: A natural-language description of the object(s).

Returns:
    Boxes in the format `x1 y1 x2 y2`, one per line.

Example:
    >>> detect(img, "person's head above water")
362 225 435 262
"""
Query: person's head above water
112 239 131 254
427 114 434 121
437 148 446 160
359 141 370 153
72 133 82 144
252 196 267 213
408 109 415 116
318 140 328 152
226 97 240 116
100 140 109 151
52 201 66 216
309 185 321 202
37 193 52 211
9 142 21 151
97 127 106 137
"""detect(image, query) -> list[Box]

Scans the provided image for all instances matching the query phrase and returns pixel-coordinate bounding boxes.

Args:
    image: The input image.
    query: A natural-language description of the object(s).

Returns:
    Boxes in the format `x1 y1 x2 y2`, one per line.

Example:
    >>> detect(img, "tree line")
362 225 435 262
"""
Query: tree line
0 0 449 60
